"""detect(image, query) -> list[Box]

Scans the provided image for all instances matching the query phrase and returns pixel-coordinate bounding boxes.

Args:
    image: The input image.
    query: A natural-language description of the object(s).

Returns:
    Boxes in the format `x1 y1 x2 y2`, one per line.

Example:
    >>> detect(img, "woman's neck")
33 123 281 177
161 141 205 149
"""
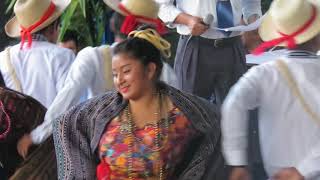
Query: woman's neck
128 87 161 126
129 85 158 113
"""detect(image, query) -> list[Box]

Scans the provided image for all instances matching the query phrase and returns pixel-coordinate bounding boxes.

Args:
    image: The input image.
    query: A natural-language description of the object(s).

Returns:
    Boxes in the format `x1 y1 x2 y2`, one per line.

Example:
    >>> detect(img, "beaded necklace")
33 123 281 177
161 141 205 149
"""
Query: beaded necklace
123 92 169 179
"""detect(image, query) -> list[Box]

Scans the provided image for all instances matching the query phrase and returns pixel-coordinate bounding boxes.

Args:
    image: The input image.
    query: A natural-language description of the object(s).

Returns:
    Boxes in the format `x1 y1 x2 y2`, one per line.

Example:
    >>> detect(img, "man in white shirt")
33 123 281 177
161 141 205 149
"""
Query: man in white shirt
0 0 74 159
222 0 320 179
156 0 261 106
34 0 178 148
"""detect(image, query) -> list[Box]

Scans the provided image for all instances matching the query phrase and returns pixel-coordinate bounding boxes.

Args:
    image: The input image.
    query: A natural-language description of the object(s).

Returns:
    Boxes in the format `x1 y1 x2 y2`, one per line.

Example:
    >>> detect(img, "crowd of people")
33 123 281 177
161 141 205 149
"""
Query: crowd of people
0 0 320 180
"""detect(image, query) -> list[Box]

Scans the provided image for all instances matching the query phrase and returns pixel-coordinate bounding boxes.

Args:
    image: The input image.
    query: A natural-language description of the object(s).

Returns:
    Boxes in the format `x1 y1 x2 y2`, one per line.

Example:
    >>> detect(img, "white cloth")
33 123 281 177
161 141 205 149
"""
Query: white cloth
0 41 75 144
222 50 320 179
246 49 287 65
156 0 262 39
43 45 178 145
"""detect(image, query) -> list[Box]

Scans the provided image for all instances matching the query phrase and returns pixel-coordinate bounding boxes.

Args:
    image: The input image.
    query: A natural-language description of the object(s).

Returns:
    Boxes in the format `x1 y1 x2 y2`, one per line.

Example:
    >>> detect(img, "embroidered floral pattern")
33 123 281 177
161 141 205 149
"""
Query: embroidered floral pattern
98 107 195 180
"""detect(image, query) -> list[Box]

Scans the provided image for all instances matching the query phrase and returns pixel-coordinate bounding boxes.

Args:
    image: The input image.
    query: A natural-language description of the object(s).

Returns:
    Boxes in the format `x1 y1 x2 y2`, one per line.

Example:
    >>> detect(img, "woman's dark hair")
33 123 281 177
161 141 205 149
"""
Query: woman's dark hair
113 37 163 81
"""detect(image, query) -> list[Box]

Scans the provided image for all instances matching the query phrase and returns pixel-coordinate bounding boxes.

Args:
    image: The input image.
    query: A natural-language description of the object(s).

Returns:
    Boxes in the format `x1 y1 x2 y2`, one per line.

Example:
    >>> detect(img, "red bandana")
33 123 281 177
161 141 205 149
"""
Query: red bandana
20 2 56 49
118 3 167 35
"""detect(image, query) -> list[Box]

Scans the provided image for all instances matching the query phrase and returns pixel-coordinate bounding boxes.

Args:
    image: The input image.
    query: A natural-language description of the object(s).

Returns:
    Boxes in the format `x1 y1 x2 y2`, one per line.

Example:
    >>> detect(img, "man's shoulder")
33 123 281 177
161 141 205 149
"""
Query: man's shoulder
45 42 74 54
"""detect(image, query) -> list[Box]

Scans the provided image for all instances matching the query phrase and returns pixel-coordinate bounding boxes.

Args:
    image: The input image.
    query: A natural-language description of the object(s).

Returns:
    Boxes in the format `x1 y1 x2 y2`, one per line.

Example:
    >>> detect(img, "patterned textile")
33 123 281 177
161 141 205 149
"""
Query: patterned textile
54 83 228 180
98 107 196 179
0 87 46 177
0 87 56 179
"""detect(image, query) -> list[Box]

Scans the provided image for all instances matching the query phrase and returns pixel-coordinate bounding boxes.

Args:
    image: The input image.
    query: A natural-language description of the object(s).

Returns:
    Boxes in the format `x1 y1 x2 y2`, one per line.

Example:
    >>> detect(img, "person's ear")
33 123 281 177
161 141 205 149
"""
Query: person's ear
146 62 157 80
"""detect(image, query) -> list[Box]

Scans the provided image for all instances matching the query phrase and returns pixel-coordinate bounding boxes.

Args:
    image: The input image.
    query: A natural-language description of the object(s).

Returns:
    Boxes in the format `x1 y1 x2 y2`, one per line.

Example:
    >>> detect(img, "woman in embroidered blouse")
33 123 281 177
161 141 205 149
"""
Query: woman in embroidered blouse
53 29 227 180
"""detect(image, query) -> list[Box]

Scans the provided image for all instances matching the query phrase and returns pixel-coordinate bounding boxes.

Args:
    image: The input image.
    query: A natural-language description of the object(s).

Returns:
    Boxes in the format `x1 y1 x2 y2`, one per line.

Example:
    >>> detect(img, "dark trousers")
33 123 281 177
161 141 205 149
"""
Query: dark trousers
174 35 247 106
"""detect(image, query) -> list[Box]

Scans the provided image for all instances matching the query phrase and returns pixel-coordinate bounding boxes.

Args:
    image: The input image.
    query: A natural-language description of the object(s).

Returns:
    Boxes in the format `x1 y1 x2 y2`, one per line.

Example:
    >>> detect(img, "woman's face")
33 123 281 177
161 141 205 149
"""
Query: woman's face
112 53 156 100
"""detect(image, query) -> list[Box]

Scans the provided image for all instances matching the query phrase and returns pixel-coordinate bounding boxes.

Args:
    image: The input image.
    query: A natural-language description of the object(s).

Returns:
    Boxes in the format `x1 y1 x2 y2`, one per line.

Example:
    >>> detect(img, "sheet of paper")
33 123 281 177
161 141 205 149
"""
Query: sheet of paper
212 15 265 32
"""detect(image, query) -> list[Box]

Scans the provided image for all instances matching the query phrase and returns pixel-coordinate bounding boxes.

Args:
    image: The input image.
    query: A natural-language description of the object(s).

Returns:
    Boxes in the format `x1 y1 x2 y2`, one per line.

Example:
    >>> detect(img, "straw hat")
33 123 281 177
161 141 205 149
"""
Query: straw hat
103 0 159 20
5 0 71 38
259 0 320 46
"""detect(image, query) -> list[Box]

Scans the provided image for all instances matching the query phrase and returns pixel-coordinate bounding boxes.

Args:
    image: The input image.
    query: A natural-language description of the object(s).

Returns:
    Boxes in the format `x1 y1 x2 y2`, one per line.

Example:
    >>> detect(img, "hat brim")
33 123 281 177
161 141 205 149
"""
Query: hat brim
259 5 320 46
103 0 128 16
5 0 71 38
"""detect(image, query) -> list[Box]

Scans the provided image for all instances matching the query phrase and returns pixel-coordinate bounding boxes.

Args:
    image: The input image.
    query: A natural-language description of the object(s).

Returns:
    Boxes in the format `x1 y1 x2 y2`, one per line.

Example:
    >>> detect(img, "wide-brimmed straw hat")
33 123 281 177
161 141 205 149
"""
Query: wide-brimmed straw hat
5 0 71 38
103 0 159 19
103 0 166 34
253 0 320 54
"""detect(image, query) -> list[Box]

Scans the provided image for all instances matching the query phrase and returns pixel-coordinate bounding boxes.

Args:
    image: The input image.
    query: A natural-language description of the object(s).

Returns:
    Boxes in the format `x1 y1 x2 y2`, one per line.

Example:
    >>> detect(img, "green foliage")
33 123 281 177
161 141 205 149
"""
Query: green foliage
59 0 111 47
5 0 110 47
5 0 16 14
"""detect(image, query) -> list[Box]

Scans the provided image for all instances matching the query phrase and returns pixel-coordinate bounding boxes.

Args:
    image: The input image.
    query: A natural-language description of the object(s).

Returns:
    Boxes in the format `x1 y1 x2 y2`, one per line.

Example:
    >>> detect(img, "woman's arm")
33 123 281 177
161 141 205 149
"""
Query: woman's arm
53 102 97 180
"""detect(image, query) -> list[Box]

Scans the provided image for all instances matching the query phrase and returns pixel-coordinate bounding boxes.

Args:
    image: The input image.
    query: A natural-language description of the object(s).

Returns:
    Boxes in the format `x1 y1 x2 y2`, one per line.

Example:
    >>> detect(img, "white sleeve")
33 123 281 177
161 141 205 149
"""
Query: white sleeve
222 65 267 166
241 0 262 23
53 49 75 92
160 62 178 88
155 0 182 24
30 47 98 144
296 141 320 179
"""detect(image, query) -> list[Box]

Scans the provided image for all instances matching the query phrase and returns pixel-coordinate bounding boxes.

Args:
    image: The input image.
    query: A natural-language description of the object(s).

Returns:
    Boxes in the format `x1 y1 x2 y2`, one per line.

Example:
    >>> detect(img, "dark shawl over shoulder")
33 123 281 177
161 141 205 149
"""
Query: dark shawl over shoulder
53 83 227 180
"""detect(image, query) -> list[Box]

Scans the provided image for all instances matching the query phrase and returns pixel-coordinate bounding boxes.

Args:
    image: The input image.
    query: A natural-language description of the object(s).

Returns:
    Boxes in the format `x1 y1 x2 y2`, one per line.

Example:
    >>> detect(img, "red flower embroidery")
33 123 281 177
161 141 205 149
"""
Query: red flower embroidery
97 161 111 180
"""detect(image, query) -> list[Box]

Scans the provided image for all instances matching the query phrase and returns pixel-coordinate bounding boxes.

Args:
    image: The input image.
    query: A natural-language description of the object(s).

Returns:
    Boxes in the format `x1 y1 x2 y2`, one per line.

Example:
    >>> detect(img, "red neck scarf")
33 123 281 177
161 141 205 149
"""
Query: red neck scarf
20 2 56 49
253 5 317 55
118 4 167 35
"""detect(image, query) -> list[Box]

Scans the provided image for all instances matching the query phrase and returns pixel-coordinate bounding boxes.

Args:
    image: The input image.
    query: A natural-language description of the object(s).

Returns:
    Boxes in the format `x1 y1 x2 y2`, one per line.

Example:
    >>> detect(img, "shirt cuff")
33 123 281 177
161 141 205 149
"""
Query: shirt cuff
223 149 248 166
30 120 52 145
296 160 320 179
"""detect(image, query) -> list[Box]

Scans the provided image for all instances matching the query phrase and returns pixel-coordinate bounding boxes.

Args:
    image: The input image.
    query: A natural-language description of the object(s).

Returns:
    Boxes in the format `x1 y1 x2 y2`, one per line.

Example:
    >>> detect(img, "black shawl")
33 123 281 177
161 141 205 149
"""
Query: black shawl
53 83 228 180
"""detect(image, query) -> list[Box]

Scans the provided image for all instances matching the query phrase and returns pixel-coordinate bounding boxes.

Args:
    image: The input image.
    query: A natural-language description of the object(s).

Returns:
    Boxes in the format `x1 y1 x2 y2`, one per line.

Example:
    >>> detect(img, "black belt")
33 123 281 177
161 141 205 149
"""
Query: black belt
181 35 240 48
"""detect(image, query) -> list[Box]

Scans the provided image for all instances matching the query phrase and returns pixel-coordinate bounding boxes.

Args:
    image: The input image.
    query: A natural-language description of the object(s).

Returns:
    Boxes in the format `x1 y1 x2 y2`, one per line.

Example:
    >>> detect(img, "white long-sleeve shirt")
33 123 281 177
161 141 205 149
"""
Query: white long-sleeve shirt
222 50 320 179
39 45 178 145
0 40 75 144
156 0 262 39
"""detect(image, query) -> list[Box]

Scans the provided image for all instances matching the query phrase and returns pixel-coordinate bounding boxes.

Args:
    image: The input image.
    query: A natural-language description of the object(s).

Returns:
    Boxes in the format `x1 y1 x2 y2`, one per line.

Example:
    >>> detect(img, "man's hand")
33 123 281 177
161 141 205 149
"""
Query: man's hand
186 16 209 36
241 14 262 52
229 167 251 180
242 29 262 53
174 13 209 36
17 134 33 159
272 167 304 180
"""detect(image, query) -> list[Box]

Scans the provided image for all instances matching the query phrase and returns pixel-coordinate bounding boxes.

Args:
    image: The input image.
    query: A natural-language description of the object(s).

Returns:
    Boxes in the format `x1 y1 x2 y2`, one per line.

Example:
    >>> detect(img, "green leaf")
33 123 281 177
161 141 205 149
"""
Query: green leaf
79 0 86 18
5 0 16 14
58 0 79 41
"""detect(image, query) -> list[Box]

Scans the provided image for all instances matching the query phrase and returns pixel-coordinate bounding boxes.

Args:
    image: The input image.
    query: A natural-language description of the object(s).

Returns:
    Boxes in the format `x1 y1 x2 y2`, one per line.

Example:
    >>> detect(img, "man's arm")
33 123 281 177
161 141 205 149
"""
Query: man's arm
30 47 101 144
156 0 209 36
222 64 269 180
17 49 75 158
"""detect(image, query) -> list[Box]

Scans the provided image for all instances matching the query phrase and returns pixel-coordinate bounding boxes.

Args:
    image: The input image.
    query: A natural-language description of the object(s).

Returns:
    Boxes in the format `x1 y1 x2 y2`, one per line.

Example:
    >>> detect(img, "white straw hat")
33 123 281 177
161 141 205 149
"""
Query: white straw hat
103 0 166 35
5 0 71 38
103 0 159 19
259 0 320 46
